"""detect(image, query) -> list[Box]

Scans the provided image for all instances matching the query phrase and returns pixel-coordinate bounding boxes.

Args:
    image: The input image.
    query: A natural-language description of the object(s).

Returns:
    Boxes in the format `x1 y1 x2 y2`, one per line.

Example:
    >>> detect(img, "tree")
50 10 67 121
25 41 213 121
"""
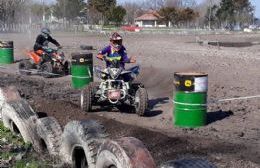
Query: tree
107 5 126 26
159 7 178 26
0 0 30 25
204 5 219 29
53 0 85 21
142 0 166 10
216 0 254 29
87 0 116 24
178 7 199 26
30 2 51 23
159 6 198 27
123 2 143 25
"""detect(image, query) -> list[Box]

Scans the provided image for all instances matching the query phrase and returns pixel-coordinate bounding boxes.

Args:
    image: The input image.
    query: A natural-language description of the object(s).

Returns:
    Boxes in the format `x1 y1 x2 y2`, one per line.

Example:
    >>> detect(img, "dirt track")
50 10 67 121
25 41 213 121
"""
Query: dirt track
0 32 260 167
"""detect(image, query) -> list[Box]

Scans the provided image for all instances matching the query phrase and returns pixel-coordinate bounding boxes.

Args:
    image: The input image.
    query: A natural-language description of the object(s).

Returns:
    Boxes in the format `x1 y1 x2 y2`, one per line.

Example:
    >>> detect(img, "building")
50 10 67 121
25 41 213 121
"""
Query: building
134 11 167 28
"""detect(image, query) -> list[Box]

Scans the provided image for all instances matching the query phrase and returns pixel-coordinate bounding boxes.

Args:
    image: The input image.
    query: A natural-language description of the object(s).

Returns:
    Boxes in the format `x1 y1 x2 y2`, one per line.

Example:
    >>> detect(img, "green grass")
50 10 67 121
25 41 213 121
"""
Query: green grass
0 121 49 168
13 160 40 168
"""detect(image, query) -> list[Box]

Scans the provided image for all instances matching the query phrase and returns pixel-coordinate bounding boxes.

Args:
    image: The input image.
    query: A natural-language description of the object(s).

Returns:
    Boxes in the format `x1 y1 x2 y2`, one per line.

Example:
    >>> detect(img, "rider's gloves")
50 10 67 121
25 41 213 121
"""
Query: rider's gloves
97 54 104 60
42 46 48 50
130 56 136 63
58 45 63 49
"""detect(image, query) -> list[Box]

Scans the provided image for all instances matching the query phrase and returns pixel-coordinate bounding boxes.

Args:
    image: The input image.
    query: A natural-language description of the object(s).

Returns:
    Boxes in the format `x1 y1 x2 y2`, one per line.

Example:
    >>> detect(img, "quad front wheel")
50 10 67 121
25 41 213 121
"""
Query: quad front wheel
134 87 148 116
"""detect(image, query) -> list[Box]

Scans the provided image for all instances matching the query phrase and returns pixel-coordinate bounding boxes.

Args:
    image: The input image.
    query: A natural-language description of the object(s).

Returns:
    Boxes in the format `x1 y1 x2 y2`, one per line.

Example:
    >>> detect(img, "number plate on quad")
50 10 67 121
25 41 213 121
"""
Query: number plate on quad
108 90 121 100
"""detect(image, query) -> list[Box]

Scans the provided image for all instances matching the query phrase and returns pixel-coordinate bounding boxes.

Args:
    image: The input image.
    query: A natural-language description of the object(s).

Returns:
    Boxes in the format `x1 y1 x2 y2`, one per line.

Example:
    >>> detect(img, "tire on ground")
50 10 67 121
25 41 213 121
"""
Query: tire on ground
1 99 42 152
0 86 22 120
59 120 108 168
160 158 217 168
80 45 93 50
0 87 5 120
36 116 63 156
96 137 156 168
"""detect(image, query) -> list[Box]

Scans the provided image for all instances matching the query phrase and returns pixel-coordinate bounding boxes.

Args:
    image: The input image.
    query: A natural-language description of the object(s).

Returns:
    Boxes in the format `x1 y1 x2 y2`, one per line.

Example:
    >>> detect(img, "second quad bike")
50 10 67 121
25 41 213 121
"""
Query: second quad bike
83 56 148 116
18 47 70 78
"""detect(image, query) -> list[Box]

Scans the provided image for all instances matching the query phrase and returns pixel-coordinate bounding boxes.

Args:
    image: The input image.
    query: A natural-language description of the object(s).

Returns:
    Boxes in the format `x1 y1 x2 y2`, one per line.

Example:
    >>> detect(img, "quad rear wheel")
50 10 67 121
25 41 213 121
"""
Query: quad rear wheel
41 62 53 78
19 60 33 75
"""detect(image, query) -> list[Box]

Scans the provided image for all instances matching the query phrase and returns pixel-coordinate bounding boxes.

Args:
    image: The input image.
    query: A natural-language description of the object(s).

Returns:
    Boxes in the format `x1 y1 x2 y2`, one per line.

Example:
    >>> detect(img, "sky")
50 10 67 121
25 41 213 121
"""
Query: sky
251 0 260 18
45 0 260 18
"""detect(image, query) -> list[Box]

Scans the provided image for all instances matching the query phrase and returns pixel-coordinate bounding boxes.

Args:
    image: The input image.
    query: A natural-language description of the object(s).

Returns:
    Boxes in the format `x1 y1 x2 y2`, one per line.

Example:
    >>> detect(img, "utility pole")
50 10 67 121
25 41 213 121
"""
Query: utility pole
42 0 46 24
209 0 212 30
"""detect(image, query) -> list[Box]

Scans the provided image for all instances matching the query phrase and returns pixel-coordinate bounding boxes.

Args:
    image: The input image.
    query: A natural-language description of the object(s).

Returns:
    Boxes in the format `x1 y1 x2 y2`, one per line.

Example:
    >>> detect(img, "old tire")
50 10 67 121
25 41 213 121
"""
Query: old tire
19 60 33 75
160 158 216 168
80 45 93 50
135 87 148 116
0 87 5 120
1 99 41 151
1 86 23 120
96 137 156 168
36 117 63 156
41 62 53 78
60 120 108 168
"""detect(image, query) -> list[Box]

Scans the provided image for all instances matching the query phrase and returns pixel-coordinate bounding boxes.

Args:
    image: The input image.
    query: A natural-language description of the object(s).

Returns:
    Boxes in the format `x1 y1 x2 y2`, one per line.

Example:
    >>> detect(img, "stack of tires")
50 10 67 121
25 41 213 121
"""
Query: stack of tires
0 86 216 168
0 87 154 167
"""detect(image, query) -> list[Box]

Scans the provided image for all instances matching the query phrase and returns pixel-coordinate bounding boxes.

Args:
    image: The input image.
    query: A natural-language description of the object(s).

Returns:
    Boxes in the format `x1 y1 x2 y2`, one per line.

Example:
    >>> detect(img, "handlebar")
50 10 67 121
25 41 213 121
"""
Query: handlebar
98 55 131 63
43 46 62 52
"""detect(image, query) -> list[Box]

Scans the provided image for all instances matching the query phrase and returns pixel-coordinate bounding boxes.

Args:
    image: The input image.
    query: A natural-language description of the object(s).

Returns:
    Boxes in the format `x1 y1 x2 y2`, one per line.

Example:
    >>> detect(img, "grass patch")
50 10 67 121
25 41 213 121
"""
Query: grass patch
0 121 53 167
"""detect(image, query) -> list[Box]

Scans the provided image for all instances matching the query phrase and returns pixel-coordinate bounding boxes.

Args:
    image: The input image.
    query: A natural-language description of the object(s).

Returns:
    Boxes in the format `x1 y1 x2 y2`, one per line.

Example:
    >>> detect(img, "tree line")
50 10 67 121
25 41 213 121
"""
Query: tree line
0 0 255 29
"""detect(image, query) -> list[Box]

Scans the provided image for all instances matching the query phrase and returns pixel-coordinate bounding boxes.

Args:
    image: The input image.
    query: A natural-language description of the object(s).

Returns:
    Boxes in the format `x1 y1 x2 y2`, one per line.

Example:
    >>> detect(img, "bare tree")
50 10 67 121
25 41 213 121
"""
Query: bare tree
123 2 143 24
0 0 32 25
142 0 166 10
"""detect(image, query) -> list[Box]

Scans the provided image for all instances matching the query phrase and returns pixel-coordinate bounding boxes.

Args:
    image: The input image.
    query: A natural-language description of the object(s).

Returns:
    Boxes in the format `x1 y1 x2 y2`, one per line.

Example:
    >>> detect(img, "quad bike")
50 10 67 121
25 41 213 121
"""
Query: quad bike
18 47 70 78
83 56 148 116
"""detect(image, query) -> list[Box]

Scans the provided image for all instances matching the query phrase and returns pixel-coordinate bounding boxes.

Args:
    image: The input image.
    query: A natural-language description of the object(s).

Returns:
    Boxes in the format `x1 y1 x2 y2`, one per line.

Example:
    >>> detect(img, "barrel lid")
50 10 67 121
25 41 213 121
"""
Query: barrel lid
174 72 208 77
0 41 13 48
71 52 93 60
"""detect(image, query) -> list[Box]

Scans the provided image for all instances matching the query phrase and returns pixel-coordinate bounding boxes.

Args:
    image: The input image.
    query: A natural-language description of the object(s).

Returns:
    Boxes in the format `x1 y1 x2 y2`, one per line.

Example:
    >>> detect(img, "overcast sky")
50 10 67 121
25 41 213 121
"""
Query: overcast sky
44 0 260 18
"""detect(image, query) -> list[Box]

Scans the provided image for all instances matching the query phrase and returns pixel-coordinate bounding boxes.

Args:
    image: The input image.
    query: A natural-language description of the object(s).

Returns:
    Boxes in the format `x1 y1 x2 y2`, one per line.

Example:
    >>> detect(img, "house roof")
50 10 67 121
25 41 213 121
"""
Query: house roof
135 11 162 21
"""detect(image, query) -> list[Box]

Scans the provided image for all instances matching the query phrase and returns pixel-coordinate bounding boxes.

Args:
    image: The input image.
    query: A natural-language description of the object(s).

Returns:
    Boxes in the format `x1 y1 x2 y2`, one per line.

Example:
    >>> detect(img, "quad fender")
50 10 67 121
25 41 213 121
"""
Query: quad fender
27 51 42 64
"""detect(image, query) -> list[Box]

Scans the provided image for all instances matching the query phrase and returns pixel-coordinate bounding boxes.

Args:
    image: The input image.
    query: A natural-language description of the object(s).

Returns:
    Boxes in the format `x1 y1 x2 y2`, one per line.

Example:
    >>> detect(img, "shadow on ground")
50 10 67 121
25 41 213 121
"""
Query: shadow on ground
207 110 233 125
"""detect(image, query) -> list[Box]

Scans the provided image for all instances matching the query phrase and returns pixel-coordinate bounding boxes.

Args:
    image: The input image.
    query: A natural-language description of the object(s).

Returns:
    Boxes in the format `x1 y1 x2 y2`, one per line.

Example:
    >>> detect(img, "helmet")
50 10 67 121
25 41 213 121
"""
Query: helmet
110 32 123 50
110 32 122 41
41 27 51 35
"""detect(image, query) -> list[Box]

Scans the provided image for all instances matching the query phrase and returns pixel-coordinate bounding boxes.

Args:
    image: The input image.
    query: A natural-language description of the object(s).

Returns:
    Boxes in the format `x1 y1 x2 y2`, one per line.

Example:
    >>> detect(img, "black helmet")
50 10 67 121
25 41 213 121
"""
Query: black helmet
41 27 51 35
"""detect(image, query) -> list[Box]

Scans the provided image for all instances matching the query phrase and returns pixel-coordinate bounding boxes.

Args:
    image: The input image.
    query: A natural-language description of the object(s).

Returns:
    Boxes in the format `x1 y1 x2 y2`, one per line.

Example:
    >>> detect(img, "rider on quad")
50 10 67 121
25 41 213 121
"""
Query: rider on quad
97 32 136 68
33 28 61 63
85 32 147 116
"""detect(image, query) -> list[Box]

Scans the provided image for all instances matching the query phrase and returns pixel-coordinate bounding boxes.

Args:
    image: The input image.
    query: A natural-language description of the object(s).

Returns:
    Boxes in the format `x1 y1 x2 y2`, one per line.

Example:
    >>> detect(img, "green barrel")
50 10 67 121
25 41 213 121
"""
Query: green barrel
173 72 208 128
71 53 93 89
0 41 14 64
